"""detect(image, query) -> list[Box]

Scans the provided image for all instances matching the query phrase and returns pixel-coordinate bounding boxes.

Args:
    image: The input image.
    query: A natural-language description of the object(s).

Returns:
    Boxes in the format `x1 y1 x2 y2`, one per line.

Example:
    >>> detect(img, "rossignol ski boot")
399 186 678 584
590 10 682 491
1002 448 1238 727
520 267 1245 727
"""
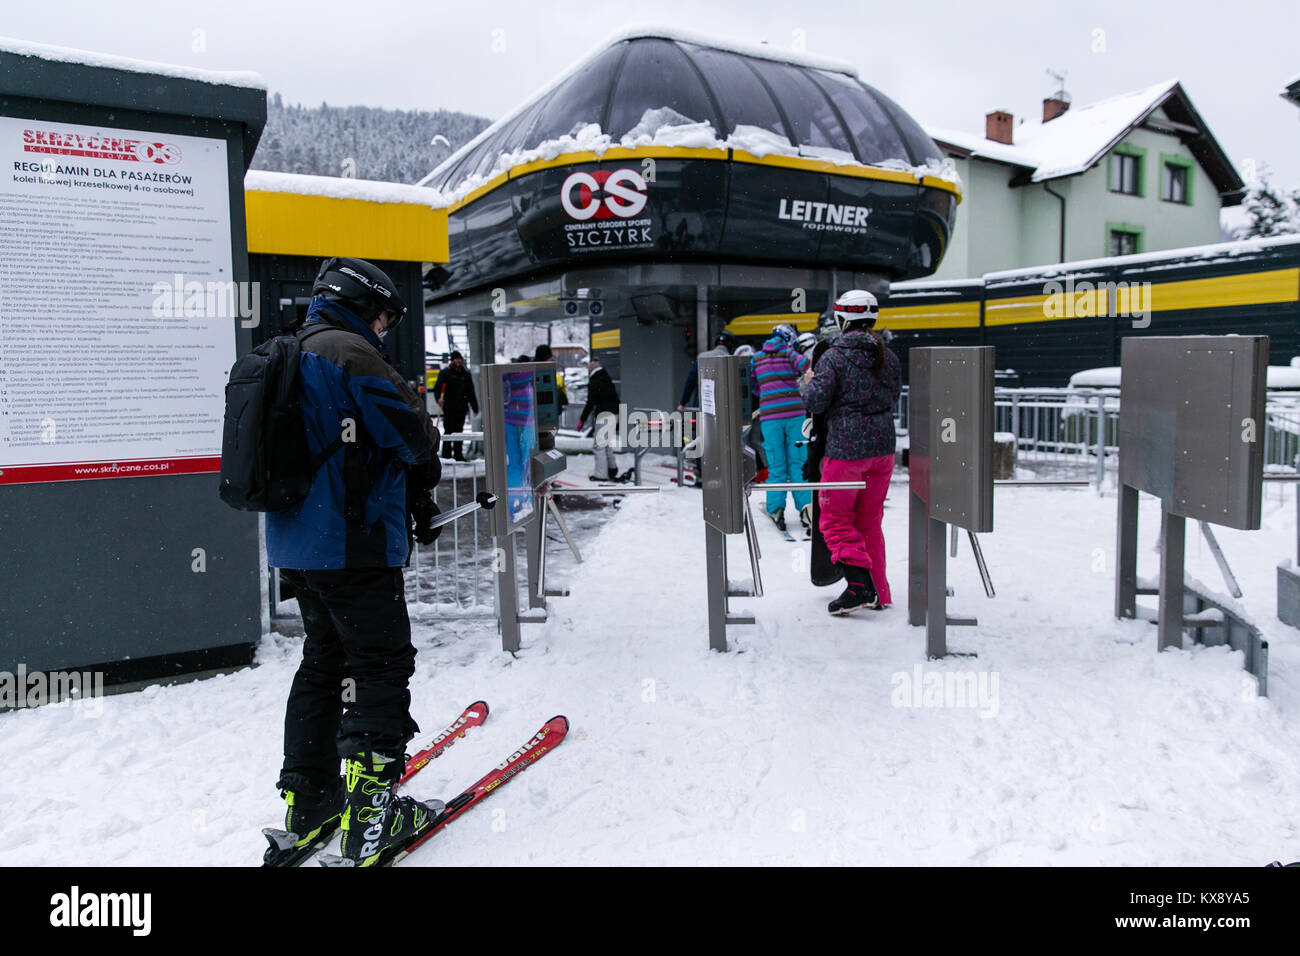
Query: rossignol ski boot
333 752 442 867
263 774 345 866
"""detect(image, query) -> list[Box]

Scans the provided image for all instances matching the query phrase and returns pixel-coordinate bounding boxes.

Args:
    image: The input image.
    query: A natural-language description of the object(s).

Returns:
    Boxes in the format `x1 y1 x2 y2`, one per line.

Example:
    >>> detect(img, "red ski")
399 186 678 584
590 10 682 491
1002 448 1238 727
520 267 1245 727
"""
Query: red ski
383 714 569 867
263 700 488 867
399 699 490 784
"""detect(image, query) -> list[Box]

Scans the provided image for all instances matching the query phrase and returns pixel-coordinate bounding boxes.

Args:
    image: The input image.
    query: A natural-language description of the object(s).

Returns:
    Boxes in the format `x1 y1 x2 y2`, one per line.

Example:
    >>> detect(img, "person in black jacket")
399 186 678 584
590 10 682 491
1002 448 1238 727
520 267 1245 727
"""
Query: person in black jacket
433 351 478 460
578 359 622 481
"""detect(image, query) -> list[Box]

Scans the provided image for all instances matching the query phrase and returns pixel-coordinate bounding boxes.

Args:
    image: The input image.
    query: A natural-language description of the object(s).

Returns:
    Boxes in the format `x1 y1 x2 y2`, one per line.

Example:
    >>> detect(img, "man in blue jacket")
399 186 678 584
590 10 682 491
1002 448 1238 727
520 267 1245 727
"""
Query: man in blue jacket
267 257 443 865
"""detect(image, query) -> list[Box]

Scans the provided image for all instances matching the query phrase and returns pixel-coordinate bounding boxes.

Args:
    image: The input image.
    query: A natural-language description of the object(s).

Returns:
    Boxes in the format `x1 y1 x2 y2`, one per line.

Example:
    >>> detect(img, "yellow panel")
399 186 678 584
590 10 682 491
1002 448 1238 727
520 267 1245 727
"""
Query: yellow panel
725 313 820 336
245 190 448 262
591 329 621 349
983 295 1057 326
1149 268 1299 312
447 172 510 213
509 151 602 179
601 146 730 161
880 301 980 330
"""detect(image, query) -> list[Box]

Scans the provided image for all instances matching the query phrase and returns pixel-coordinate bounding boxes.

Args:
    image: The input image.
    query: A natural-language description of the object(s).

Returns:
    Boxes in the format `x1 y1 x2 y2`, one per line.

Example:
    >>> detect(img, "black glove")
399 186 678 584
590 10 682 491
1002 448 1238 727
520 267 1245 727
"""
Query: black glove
409 489 441 545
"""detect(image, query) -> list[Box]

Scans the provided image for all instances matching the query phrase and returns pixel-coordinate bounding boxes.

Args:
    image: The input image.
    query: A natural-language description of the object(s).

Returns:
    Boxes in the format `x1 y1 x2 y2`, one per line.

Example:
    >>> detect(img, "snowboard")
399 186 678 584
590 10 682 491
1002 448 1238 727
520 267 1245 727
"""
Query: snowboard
805 341 843 588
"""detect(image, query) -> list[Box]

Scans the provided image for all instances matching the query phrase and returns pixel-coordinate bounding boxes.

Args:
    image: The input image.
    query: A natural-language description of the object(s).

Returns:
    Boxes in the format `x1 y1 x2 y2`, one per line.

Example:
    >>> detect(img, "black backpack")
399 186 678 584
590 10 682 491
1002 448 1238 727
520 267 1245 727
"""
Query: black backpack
218 325 342 512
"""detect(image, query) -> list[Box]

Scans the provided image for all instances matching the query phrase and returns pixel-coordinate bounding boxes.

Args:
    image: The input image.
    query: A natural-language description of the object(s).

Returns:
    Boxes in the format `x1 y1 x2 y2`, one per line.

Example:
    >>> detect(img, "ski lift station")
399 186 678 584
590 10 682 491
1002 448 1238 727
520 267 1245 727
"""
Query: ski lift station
419 28 962 412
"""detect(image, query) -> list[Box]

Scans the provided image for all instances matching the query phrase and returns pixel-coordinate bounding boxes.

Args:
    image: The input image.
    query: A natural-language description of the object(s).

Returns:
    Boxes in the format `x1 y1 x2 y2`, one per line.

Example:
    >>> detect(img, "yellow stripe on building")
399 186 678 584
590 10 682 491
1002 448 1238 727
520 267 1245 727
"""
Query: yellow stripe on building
983 295 1056 326
591 329 621 349
725 313 820 336
879 301 980 330
1148 268 1299 312
245 190 448 262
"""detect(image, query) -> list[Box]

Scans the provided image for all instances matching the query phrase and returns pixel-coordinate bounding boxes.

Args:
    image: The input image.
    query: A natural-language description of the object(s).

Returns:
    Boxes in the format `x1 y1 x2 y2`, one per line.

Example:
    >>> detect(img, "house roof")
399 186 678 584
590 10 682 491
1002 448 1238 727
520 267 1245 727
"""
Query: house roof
926 79 1245 204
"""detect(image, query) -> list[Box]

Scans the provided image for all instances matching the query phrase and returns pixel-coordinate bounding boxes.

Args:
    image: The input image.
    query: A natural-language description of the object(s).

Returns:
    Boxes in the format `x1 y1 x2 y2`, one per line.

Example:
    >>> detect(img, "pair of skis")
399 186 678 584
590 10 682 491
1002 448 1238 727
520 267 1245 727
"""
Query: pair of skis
262 702 567 868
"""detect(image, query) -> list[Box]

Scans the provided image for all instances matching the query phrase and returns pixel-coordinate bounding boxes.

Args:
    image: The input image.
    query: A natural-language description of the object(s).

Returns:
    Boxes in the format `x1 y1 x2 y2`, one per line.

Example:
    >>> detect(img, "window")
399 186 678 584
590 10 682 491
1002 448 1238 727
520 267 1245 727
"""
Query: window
1161 158 1192 204
1109 229 1141 257
1110 152 1141 195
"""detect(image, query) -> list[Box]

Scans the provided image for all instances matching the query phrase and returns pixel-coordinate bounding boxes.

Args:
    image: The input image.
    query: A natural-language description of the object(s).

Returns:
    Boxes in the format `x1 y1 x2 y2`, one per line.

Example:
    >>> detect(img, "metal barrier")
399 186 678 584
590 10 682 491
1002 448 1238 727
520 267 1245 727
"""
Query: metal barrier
896 386 1300 490
409 432 496 616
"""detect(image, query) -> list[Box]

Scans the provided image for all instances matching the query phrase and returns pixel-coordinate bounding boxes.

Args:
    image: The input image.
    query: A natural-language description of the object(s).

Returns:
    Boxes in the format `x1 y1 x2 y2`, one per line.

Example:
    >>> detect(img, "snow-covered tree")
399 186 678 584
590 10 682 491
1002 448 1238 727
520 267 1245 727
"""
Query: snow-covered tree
1235 168 1300 238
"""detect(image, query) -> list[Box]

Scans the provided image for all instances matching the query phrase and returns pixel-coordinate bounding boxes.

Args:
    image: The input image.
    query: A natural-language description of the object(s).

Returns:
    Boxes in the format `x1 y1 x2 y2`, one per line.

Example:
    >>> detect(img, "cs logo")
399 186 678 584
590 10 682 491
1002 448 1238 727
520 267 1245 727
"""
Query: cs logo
560 168 648 221
136 142 182 164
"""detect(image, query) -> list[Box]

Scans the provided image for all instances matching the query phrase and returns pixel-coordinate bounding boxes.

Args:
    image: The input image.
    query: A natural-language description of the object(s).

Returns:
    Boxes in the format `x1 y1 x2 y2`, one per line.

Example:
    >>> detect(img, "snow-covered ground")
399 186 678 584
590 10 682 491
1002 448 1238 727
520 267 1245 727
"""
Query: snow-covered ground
2 478 1298 866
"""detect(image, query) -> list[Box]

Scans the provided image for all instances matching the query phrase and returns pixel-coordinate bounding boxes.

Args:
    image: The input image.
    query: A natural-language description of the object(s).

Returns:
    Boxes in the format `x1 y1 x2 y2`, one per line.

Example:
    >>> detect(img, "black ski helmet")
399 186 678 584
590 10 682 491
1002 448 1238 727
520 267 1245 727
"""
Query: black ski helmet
716 330 738 352
312 257 407 329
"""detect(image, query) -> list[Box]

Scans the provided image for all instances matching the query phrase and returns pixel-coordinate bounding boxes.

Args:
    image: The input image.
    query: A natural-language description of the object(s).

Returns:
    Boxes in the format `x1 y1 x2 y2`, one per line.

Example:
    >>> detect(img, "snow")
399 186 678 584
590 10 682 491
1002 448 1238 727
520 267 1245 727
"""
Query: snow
925 126 1035 168
1016 80 1178 182
430 117 960 207
245 170 448 208
3 479 1299 866
985 234 1300 283
0 35 264 89
926 79 1181 183
1069 365 1300 390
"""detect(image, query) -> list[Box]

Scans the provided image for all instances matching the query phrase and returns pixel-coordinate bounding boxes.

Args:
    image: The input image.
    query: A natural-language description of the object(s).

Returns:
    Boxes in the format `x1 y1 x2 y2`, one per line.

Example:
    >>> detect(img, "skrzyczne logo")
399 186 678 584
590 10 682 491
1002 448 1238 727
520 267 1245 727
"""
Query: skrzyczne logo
560 168 648 221
22 129 182 164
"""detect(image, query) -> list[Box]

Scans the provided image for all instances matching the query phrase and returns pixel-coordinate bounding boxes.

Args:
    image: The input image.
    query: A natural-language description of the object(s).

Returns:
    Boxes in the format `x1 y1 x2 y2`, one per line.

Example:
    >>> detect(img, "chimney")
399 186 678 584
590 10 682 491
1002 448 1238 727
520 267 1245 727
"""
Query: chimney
985 110 1013 145
1043 97 1070 122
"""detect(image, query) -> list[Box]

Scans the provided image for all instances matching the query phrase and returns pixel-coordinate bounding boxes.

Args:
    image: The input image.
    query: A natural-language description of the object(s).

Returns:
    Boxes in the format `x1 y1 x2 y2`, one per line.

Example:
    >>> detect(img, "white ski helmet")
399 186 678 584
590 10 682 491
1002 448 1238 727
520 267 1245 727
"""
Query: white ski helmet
832 289 878 332
734 344 755 357
796 331 817 354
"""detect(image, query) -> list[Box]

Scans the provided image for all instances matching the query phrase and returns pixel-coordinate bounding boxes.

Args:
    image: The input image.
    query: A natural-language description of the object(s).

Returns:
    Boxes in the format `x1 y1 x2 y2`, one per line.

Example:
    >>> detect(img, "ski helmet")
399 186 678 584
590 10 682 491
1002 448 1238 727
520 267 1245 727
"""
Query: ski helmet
770 323 797 347
734 344 755 357
796 331 817 354
715 330 738 352
832 289 878 333
313 257 407 329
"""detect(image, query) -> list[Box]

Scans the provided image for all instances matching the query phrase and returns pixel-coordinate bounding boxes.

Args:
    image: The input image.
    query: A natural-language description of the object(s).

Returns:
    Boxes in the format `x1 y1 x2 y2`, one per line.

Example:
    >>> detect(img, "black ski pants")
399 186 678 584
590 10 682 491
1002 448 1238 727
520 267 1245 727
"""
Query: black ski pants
278 567 419 791
441 405 468 460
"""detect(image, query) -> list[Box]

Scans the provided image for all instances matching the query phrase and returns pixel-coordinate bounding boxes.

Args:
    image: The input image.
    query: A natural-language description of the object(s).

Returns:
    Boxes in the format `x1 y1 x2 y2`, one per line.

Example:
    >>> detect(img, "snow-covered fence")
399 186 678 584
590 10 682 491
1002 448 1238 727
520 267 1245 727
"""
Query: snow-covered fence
896 386 1300 490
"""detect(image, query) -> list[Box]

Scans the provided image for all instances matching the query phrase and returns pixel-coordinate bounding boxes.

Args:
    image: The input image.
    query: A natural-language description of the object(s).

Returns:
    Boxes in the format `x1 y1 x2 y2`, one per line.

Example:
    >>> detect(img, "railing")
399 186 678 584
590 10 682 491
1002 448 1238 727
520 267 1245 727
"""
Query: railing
408 431 496 616
895 386 1300 490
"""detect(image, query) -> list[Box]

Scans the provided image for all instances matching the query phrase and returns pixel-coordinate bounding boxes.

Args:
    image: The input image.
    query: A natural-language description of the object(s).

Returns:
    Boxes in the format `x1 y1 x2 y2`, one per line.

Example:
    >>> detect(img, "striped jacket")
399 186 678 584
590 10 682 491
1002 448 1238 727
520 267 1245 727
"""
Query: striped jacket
751 338 810 421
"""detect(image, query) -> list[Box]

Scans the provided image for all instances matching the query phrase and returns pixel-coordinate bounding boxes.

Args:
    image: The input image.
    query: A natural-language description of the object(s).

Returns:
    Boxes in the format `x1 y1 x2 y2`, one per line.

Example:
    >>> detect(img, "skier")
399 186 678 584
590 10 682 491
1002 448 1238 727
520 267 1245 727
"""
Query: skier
677 330 736 411
267 256 444 865
799 290 901 615
433 350 478 461
752 323 812 537
577 357 623 481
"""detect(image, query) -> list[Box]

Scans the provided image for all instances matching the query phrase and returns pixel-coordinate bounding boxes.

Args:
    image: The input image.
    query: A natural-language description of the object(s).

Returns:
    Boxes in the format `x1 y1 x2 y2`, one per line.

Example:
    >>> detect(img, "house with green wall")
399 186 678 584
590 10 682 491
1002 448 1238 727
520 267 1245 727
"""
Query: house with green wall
924 80 1245 280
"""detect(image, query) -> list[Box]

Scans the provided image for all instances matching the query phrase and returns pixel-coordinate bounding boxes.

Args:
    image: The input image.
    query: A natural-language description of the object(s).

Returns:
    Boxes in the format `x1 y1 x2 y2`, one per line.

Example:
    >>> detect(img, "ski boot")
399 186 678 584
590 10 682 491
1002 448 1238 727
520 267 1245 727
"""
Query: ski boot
767 509 787 533
328 752 443 867
263 773 345 867
799 503 813 539
828 564 882 615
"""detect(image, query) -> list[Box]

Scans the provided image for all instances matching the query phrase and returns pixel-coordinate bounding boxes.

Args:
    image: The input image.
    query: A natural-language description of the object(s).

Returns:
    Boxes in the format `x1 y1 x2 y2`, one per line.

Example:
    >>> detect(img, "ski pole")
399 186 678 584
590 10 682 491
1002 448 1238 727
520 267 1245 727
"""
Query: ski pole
428 490 498 531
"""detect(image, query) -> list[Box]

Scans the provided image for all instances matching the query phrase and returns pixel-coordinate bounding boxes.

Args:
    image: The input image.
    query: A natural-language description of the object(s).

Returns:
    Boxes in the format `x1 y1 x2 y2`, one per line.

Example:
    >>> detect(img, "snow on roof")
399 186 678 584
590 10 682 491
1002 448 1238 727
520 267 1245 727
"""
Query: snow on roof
984 233 1300 283
420 26 862 190
1016 79 1178 181
0 35 265 89
924 125 1035 168
245 170 447 208
926 79 1180 183
1070 365 1300 390
428 115 958 207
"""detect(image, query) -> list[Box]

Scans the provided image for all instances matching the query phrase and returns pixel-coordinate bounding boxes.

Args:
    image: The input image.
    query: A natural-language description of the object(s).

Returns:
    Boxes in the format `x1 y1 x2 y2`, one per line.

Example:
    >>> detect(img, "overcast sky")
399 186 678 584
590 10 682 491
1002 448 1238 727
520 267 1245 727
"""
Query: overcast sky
6 0 1298 200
